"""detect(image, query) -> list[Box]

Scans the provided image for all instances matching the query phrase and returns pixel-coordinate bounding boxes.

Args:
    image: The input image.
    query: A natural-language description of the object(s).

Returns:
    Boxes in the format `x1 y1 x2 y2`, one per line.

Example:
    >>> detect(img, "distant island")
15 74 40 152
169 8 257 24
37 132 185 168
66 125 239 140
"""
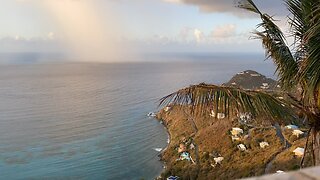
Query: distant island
223 70 279 91
156 70 310 180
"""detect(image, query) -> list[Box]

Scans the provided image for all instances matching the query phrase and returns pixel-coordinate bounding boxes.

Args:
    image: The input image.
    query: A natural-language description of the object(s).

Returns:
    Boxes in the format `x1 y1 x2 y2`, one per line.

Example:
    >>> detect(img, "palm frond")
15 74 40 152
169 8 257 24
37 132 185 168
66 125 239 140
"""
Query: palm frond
160 83 296 124
237 0 262 15
239 0 299 90
297 3 320 106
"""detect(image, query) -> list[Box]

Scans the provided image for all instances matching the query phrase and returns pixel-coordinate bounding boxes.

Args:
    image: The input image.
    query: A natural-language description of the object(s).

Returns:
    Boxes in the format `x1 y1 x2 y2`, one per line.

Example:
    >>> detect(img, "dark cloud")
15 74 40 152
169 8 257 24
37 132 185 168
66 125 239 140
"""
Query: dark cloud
166 0 289 17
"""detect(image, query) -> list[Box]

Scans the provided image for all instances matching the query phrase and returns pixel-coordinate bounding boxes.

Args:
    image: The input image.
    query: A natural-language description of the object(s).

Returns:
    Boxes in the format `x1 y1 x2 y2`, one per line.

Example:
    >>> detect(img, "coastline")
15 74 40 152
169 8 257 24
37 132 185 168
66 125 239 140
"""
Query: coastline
156 110 172 175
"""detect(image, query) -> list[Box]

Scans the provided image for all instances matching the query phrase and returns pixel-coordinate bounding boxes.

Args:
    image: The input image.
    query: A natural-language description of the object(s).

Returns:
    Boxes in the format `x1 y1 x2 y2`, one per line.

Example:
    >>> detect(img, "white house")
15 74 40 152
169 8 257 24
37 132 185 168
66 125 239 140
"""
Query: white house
293 147 305 157
214 157 224 164
231 128 244 136
237 144 246 151
292 130 304 137
261 83 269 89
250 73 261 77
259 142 270 148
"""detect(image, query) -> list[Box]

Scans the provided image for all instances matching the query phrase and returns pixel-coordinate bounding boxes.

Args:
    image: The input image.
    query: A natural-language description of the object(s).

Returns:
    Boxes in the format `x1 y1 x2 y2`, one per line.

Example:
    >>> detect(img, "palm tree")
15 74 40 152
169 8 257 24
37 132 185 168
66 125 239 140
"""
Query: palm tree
160 0 320 166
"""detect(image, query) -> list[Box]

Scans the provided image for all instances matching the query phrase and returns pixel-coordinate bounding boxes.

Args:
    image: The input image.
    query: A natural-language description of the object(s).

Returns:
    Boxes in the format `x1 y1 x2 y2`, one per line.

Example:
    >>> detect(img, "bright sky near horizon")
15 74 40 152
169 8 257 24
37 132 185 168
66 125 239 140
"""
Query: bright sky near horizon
0 0 288 62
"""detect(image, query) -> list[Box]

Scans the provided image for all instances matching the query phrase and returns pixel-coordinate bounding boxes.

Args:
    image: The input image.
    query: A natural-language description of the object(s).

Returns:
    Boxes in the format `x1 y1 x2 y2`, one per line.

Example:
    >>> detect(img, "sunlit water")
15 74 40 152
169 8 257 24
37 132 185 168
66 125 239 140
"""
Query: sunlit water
0 57 275 179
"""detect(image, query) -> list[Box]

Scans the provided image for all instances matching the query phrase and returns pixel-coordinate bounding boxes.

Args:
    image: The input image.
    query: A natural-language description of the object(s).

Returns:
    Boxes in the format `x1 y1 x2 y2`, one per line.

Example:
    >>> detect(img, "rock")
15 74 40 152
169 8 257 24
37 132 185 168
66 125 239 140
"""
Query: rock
147 112 156 117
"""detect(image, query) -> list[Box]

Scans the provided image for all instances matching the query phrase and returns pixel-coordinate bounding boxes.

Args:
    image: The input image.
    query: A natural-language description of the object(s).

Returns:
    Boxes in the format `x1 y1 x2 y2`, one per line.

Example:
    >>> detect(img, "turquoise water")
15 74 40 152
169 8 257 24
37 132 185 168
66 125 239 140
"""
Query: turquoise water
0 58 275 179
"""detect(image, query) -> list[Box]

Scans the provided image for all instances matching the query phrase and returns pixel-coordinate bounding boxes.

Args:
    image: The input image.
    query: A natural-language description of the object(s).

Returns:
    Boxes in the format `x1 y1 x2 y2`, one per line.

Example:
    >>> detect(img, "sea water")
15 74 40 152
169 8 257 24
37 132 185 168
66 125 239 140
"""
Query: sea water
0 56 275 179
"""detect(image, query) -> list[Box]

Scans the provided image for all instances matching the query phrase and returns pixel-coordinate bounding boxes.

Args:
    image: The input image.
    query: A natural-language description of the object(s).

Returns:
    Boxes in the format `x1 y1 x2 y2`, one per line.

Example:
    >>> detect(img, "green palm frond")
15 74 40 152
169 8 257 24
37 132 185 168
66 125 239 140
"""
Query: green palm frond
238 0 299 90
160 83 296 124
295 2 320 106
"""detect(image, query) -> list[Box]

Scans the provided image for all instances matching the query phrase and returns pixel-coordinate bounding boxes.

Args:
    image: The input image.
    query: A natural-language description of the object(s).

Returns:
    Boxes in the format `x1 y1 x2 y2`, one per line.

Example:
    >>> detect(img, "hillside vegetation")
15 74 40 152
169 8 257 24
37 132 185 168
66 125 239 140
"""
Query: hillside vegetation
156 71 312 180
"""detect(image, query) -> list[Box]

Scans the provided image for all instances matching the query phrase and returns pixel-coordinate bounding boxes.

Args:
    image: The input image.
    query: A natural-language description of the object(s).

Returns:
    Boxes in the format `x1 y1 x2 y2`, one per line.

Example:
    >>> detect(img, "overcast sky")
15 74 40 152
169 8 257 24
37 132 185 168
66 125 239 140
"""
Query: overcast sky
0 0 289 62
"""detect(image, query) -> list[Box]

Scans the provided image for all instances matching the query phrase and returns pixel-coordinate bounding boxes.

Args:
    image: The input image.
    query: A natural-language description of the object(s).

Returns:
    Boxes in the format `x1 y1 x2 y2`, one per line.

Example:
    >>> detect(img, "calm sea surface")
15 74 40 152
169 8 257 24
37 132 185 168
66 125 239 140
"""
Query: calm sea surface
0 58 275 179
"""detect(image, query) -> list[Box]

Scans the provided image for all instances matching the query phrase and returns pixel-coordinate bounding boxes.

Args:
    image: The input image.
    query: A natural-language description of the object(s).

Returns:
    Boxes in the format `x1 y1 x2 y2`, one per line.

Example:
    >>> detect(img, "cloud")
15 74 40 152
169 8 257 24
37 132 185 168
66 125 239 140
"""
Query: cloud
0 35 63 53
149 24 251 47
211 24 236 38
194 29 204 43
13 0 130 62
163 0 288 17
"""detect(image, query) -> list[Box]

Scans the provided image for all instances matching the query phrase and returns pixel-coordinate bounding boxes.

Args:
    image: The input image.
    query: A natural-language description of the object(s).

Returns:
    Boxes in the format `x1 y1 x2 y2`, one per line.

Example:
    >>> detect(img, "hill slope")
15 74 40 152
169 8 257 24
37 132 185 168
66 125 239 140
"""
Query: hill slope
223 70 278 90
156 70 310 180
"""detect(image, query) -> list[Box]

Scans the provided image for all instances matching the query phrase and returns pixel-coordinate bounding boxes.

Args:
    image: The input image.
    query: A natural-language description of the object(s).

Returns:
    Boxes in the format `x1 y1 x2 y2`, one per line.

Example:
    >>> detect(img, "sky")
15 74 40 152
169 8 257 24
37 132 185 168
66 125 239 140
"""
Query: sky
0 0 289 62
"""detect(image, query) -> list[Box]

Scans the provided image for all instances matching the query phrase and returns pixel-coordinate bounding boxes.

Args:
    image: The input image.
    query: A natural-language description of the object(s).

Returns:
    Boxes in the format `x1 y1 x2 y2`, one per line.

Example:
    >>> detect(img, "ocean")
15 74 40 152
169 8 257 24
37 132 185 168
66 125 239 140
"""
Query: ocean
0 55 276 179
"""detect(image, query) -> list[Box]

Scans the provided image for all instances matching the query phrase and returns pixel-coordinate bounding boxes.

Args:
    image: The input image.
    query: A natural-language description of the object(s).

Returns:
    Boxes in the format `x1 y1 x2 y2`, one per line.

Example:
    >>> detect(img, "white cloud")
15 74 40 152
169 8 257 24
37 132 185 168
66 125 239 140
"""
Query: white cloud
211 24 236 38
194 29 204 43
0 35 63 53
150 24 251 46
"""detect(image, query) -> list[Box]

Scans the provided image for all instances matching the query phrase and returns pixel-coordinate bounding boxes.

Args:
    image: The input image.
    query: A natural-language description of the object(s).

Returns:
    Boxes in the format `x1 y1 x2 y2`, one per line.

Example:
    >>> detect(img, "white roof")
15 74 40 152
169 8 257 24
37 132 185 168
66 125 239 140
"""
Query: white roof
250 74 260 76
238 144 246 148
285 125 299 130
214 157 224 163
260 142 269 148
293 147 305 154
232 127 243 131
292 130 304 134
